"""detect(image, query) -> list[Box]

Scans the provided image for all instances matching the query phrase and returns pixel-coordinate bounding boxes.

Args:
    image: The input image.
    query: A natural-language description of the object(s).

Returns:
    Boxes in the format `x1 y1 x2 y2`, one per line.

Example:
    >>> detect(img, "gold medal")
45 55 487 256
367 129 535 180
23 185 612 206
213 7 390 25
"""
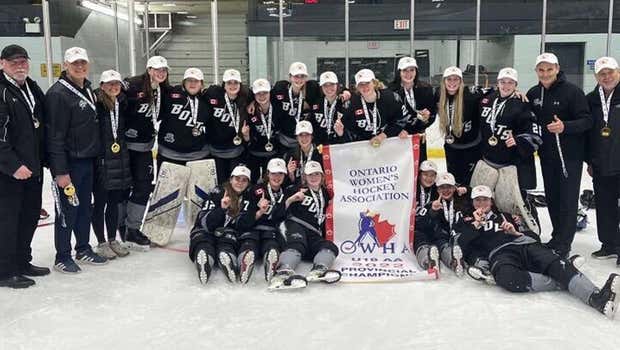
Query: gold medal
192 127 201 137
111 142 121 153
371 140 381 148
265 142 274 152
601 126 612 137
445 135 455 145
64 184 76 196
233 135 243 145
488 136 498 146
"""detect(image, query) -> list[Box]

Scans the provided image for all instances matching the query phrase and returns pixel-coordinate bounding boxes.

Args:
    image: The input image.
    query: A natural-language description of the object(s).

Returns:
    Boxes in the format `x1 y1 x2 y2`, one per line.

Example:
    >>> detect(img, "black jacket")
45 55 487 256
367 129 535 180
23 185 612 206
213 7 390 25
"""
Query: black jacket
435 87 486 149
388 81 437 135
270 80 320 145
202 84 249 154
306 96 349 145
45 71 102 176
586 83 620 176
123 74 169 148
0 72 46 178
526 71 592 162
236 183 288 231
94 90 132 191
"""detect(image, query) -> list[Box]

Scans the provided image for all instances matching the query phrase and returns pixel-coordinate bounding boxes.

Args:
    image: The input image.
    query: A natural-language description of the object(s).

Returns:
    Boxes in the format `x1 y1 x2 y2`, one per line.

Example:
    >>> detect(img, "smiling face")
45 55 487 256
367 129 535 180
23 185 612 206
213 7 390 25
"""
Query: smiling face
498 78 517 98
148 67 168 84
321 82 338 99
357 81 374 99
2 57 29 83
225 80 241 97
473 197 493 212
255 91 270 105
400 67 417 85
420 171 436 188
596 68 620 92
65 59 89 81
268 172 285 189
183 78 203 95
306 172 323 188
230 175 249 193
438 184 455 200
101 80 122 98
297 132 313 148
535 62 560 88
290 74 307 90
444 75 461 95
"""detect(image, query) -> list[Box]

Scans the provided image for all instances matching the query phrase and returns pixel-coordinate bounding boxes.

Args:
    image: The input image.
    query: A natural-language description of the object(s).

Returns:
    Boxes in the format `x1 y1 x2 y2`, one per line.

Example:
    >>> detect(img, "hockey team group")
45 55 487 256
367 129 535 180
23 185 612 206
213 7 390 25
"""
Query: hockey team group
0 43 619 318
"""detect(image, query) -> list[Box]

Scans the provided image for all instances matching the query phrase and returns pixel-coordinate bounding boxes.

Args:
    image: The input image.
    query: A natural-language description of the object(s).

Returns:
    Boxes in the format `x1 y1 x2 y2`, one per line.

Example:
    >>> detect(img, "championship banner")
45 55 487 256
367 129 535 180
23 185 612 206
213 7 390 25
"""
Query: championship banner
323 135 437 282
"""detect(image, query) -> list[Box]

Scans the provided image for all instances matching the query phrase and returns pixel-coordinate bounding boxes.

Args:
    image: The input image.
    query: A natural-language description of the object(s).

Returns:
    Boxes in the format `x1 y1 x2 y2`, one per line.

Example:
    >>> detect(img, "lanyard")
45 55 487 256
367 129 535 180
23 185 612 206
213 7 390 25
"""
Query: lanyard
442 199 455 230
59 79 96 112
446 100 454 135
309 188 325 224
288 86 304 121
300 145 314 173
404 86 416 111
419 186 430 207
361 98 378 135
599 86 614 126
188 95 199 126
151 86 161 127
4 73 36 116
260 104 273 140
225 94 240 134
323 98 337 136
110 99 119 140
489 97 509 135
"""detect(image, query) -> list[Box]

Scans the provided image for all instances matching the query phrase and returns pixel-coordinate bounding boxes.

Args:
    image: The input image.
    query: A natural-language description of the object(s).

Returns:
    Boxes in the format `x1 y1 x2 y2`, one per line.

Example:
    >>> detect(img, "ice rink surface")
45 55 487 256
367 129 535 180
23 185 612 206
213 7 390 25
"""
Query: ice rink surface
2 159 619 350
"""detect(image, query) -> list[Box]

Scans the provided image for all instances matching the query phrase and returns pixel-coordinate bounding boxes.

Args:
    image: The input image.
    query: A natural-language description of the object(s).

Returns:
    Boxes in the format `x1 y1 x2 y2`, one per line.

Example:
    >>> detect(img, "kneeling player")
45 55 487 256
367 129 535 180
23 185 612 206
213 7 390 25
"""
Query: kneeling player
269 161 340 290
235 158 289 284
456 185 619 319
415 172 470 276
188 165 252 284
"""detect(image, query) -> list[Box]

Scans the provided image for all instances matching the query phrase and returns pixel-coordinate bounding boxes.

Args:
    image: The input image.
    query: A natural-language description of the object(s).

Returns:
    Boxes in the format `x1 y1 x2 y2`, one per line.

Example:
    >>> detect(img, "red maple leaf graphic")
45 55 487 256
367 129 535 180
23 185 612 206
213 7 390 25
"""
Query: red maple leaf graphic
371 214 396 247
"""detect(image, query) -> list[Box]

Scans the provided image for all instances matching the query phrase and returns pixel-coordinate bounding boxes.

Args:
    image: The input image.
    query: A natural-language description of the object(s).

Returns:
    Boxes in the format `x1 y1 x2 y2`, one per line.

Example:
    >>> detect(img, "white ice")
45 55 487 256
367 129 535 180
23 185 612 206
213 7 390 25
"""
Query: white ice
1 159 619 350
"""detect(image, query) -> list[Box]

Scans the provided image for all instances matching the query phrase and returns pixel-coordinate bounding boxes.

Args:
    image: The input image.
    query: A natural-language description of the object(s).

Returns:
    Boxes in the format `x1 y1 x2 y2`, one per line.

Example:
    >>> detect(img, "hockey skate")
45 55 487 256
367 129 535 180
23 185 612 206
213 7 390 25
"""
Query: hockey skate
306 264 342 284
588 273 619 319
195 249 212 285
263 248 279 282
267 269 307 291
428 245 440 273
218 251 238 283
467 265 495 285
239 250 255 284
450 244 465 277
123 228 151 252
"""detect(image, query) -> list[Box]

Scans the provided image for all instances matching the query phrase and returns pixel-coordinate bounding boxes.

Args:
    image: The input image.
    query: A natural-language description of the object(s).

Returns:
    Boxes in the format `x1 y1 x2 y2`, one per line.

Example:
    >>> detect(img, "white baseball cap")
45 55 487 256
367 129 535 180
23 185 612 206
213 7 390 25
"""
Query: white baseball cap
443 66 463 79
100 70 122 83
419 160 438 173
267 158 287 174
64 47 89 63
147 56 168 69
304 161 323 175
230 165 251 179
183 67 204 81
222 69 241 83
436 172 456 187
319 71 338 86
471 185 494 199
295 120 314 135
289 62 308 76
355 69 375 85
252 78 271 93
398 56 418 70
497 67 518 83
595 56 619 74
535 53 559 66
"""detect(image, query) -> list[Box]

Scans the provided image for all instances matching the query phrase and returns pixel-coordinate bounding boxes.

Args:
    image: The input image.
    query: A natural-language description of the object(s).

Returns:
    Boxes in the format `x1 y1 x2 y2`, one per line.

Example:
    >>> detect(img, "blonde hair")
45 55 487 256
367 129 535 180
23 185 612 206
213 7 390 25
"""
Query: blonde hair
438 78 465 137
372 79 385 90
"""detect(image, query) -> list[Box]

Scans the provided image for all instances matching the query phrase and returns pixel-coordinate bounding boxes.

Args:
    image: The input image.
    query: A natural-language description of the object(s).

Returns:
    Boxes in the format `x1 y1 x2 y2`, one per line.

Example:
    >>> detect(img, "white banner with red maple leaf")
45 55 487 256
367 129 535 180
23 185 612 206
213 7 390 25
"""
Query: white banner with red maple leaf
323 135 438 282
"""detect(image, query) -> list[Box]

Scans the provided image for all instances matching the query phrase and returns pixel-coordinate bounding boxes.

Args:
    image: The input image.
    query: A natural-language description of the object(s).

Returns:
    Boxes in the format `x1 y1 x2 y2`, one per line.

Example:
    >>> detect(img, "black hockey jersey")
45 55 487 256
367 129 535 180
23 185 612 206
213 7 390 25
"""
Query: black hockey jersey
388 81 437 135
286 184 331 232
123 74 168 147
202 85 249 155
194 185 252 233
436 87 487 148
342 89 408 142
237 183 287 231
306 96 349 145
283 145 324 185
157 85 209 158
271 80 320 147
246 103 280 157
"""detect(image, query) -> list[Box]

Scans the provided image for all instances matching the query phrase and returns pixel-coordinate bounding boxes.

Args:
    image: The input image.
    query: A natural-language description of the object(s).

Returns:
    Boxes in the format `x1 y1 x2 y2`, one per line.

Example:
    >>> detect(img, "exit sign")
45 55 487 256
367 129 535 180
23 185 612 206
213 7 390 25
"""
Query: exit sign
394 19 410 30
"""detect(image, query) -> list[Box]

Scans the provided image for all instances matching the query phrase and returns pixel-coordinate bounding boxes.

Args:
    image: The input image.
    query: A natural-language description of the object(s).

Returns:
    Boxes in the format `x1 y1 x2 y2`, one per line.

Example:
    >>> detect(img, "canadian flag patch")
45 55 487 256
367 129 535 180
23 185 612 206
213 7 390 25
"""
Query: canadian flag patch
276 95 284 100
171 93 181 98
137 92 145 98
312 104 318 110
210 99 218 105
255 188 264 196
482 98 489 104
251 117 257 122
355 109 364 116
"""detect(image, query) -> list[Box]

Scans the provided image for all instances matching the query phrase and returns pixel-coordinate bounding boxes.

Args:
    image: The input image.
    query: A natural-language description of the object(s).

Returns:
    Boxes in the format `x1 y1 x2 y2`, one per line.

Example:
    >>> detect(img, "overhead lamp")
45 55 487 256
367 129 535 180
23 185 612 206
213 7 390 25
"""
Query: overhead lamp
81 0 143 25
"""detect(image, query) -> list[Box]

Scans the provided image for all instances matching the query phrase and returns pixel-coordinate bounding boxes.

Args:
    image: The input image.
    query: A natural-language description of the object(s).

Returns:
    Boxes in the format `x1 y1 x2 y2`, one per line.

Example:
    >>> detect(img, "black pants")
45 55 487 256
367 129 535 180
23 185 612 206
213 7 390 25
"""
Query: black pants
213 156 244 185
540 159 582 254
284 220 338 260
592 171 620 252
0 175 42 278
188 226 239 262
246 154 271 183
238 228 286 258
92 187 130 243
125 150 154 230
54 158 95 262
444 144 481 186
491 243 578 293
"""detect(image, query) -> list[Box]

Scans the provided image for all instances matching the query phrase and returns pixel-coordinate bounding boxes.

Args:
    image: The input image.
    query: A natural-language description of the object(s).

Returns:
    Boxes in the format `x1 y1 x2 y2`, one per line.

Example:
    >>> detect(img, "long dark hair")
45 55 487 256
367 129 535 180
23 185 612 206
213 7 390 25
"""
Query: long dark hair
389 65 431 90
220 82 251 120
96 88 115 112
222 181 245 218
141 71 170 104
